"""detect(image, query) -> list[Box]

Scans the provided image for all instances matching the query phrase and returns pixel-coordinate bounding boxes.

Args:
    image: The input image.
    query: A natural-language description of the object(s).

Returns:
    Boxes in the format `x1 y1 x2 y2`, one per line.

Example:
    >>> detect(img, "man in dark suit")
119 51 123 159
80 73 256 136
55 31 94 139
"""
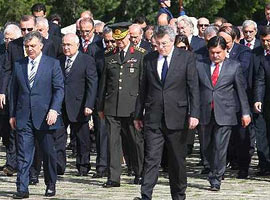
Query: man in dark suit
129 24 152 53
9 31 64 198
240 20 261 50
251 26 270 175
31 3 61 37
196 36 251 191
59 33 97 175
133 25 200 200
98 22 145 187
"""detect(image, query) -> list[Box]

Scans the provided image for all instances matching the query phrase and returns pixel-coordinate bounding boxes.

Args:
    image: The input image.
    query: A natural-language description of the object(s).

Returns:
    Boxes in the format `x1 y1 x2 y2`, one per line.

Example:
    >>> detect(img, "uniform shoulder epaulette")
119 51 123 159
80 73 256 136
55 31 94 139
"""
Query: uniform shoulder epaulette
105 47 114 54
134 46 146 53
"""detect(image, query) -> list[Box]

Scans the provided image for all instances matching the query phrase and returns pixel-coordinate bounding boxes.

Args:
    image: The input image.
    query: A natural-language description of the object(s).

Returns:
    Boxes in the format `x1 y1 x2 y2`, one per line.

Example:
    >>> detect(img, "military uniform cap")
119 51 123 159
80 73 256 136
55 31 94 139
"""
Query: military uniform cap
109 22 132 40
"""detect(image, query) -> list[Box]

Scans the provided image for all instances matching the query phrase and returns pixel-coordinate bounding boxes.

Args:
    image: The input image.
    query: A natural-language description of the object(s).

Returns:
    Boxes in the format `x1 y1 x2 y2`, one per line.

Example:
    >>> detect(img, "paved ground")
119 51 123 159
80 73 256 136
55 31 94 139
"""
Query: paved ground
0 137 270 200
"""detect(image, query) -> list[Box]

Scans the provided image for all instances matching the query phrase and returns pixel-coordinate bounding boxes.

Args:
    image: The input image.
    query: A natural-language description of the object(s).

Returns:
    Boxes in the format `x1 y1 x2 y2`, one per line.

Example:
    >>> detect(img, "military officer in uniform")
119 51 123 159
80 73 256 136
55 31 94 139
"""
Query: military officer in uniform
98 22 145 187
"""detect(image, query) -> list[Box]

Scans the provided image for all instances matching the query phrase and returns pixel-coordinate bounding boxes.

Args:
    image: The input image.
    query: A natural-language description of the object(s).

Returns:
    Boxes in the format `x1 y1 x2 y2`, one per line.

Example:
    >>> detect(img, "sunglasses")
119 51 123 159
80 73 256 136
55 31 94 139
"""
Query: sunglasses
198 24 209 28
21 28 34 32
104 39 116 44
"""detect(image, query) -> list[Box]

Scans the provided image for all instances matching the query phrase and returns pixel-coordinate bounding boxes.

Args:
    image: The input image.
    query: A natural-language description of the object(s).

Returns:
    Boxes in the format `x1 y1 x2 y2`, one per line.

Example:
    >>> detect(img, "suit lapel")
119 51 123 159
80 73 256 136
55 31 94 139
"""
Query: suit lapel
31 55 46 89
151 51 162 85
215 59 228 87
22 58 31 90
66 52 81 79
202 59 213 88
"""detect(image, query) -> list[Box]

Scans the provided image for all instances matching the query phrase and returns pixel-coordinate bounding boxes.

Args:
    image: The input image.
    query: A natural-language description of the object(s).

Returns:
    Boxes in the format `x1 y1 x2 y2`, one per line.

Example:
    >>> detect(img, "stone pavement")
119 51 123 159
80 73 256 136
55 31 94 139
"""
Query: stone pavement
0 138 270 200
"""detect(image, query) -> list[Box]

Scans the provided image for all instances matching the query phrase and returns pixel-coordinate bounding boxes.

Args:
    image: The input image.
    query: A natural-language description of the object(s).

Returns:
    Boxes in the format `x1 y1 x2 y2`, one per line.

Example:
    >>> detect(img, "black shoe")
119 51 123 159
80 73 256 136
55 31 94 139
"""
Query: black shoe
196 160 204 166
0 165 5 171
210 184 220 191
29 178 39 185
3 166 16 176
256 168 270 176
127 168 134 176
133 197 142 200
77 171 88 176
92 171 108 178
230 162 239 170
102 180 120 188
133 176 143 185
201 168 210 174
237 170 248 179
45 185 56 197
13 191 29 199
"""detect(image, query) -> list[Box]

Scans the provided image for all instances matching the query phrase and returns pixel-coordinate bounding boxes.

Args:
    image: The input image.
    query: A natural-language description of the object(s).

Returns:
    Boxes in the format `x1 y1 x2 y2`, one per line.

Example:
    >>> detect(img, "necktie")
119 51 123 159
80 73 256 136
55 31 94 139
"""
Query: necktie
120 50 125 62
65 58 72 76
29 60 36 88
83 41 89 52
246 42 251 48
161 56 168 84
211 63 220 109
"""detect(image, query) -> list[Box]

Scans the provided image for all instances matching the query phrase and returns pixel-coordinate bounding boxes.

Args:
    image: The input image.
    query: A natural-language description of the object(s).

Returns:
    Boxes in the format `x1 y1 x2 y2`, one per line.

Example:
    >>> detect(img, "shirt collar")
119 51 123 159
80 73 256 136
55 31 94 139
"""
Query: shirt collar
158 46 175 60
28 52 42 65
244 38 255 46
66 51 79 62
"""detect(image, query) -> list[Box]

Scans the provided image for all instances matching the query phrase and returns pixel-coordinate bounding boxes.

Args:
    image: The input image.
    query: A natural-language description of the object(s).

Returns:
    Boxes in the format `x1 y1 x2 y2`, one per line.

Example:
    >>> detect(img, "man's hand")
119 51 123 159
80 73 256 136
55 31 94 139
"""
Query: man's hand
46 110 58 126
242 115 251 128
134 120 143 131
254 102 262 113
9 117 16 130
98 111 105 119
189 117 199 129
84 107 93 116
0 94 6 109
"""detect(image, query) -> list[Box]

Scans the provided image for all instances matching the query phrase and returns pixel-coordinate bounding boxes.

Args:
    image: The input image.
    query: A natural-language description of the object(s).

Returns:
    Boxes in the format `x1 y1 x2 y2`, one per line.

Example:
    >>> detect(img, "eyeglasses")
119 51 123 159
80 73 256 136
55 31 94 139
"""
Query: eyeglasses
4 37 15 42
244 30 255 34
80 29 94 35
104 39 116 44
95 31 103 36
156 41 170 48
198 24 209 28
21 28 34 32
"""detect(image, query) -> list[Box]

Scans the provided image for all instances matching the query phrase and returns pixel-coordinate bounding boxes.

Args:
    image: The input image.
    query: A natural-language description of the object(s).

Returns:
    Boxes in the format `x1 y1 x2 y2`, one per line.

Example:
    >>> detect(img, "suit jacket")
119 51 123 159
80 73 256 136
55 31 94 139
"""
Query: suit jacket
194 45 208 61
0 37 56 94
196 58 250 126
48 21 62 38
60 52 98 122
228 43 252 81
9 54 64 130
79 34 103 53
135 48 200 130
48 34 63 58
139 40 152 53
190 36 205 52
239 38 261 50
98 45 146 117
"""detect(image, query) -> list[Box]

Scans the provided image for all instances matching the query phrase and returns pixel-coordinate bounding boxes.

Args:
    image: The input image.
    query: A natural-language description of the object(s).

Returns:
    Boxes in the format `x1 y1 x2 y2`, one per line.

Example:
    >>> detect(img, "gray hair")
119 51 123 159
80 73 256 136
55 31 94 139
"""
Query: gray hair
63 33 80 44
204 25 218 38
129 23 143 34
103 26 112 35
36 17 49 28
4 24 21 38
177 16 194 34
94 21 105 28
153 25 176 42
23 31 43 45
242 20 257 31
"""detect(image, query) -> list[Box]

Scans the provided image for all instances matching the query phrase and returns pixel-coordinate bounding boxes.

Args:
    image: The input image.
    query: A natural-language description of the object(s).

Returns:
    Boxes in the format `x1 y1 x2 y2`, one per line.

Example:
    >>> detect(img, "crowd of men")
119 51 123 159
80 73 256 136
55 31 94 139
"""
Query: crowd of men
1 0 270 199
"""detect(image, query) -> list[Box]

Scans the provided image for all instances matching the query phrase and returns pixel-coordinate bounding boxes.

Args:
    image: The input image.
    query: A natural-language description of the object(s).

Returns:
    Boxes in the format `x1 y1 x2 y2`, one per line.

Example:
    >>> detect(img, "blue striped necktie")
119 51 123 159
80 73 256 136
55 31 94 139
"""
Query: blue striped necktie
28 60 36 88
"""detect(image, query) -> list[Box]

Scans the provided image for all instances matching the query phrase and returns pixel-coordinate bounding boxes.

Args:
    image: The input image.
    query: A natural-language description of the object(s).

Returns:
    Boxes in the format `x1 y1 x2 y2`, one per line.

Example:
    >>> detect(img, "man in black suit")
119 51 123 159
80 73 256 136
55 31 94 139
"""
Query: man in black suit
196 36 251 191
31 3 61 37
251 26 270 175
129 24 152 52
59 33 97 175
134 25 200 200
240 20 261 50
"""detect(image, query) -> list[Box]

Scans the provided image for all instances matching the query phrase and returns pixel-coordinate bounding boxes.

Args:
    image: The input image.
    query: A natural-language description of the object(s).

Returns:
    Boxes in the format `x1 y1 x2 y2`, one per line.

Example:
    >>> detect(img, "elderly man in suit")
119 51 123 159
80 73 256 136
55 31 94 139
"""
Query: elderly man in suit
134 25 200 200
240 20 260 50
196 36 251 191
58 33 97 176
9 31 64 198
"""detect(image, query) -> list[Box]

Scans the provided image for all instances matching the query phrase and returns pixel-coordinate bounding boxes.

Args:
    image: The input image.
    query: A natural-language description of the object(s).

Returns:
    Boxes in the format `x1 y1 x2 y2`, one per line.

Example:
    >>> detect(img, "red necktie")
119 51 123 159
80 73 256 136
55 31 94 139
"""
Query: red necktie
246 42 251 48
83 40 89 53
211 63 220 109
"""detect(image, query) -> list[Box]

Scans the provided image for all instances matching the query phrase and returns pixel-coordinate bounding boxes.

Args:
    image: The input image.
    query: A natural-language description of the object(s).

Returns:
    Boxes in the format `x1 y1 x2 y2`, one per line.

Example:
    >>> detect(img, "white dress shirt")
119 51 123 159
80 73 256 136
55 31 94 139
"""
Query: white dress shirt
65 51 79 68
157 47 174 79
244 38 255 50
28 52 42 78
210 61 223 76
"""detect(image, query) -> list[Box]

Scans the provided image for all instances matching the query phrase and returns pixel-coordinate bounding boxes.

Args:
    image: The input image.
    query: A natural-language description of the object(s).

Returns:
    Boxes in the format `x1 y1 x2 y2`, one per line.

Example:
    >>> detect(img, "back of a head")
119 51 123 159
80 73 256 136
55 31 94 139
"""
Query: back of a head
80 10 93 19
218 26 236 41
260 25 270 37
31 3 46 14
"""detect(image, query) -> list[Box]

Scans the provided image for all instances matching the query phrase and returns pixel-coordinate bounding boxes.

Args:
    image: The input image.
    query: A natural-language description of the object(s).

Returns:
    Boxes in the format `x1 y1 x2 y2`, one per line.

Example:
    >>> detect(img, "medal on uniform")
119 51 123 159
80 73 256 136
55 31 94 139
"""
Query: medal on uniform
130 63 134 73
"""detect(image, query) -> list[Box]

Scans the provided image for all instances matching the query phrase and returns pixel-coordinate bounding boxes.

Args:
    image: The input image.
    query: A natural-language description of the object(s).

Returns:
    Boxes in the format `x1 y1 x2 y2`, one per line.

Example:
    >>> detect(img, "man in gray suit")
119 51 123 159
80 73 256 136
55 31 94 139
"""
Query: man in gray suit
196 36 251 191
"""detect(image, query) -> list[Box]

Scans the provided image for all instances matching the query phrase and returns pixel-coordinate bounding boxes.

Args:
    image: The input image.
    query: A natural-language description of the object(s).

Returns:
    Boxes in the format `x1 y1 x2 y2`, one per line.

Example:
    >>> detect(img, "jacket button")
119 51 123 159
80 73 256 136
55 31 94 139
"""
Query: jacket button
120 72 123 75
119 86 122 90
120 65 123 69
119 79 122 82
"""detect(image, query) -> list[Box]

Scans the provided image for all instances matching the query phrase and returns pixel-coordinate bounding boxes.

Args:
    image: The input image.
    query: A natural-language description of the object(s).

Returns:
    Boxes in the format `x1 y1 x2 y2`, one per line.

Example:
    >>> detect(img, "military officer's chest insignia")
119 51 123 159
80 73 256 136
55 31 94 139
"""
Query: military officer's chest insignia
108 59 118 64
130 68 135 73
127 58 137 63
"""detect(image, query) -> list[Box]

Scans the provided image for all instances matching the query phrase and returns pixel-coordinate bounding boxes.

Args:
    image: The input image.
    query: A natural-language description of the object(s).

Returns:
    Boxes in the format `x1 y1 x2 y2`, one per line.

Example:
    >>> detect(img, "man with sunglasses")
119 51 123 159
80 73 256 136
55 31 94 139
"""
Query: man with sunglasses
98 22 145 188
197 17 210 39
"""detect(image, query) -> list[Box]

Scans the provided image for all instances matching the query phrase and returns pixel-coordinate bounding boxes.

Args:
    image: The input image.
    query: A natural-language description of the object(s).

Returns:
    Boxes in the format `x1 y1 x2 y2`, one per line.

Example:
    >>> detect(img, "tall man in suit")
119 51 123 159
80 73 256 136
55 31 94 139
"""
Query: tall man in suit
9 31 64 198
134 25 200 200
196 36 251 191
59 33 97 175
240 20 261 50
98 22 145 187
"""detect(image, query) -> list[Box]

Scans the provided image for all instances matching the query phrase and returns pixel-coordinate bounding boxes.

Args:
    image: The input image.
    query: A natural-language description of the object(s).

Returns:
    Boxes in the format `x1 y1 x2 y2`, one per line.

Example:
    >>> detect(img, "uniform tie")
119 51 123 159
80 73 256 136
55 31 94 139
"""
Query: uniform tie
120 50 125 62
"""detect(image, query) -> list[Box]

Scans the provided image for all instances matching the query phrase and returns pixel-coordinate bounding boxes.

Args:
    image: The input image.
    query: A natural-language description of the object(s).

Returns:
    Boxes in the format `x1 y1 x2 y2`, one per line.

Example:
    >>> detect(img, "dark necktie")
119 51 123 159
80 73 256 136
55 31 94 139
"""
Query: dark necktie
161 56 168 84
120 50 125 62
28 60 36 88
65 58 72 76
211 63 220 109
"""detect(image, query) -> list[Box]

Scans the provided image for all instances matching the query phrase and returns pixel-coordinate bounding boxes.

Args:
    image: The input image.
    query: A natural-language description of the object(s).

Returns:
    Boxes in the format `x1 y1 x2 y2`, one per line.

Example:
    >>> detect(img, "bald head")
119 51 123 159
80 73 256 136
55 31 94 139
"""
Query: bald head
80 10 93 19
129 24 143 46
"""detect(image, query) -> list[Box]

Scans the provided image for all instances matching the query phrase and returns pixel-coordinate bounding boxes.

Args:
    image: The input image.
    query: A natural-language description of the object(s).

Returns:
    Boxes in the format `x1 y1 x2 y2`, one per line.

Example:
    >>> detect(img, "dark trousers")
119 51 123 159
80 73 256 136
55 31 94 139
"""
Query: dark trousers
141 121 187 200
200 113 231 187
0 115 10 146
105 116 144 183
5 129 17 170
16 118 57 193
95 116 108 173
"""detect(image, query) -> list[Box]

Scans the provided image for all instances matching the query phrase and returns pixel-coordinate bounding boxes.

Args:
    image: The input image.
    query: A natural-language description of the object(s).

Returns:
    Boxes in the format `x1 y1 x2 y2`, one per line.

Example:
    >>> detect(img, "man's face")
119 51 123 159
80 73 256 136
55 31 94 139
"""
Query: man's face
177 21 192 37
33 11 46 18
197 19 209 36
24 37 43 59
261 34 270 51
129 28 142 46
243 24 257 42
20 20 36 37
155 34 174 56
145 29 153 41
103 32 116 49
80 22 94 41
36 23 49 38
218 32 233 50
115 34 130 50
209 45 226 64
4 32 17 48
62 36 79 57
265 8 270 21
